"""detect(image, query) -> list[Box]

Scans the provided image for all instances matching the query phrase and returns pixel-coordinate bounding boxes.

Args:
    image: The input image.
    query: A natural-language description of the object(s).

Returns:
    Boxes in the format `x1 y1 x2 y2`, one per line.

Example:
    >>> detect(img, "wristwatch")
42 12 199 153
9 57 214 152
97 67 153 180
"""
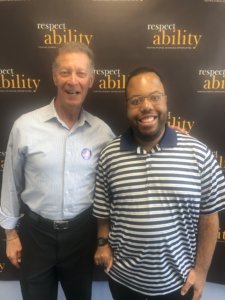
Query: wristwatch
97 237 108 246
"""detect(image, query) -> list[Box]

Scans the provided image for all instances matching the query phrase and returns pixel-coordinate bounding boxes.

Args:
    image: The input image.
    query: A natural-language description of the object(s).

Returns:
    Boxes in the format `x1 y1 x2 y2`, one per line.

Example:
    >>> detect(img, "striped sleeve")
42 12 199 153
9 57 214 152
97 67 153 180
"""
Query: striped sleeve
200 148 225 214
93 152 110 219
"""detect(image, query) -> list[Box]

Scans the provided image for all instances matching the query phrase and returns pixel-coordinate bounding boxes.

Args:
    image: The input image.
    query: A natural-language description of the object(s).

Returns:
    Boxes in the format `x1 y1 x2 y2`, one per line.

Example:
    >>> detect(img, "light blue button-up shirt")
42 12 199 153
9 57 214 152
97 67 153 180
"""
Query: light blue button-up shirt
0 100 114 229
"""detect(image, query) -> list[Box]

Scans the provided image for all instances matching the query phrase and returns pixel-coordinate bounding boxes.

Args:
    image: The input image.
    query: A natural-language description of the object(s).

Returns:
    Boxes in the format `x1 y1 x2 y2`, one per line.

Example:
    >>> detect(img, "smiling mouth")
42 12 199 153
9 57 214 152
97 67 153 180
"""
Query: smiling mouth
66 90 81 95
139 116 157 124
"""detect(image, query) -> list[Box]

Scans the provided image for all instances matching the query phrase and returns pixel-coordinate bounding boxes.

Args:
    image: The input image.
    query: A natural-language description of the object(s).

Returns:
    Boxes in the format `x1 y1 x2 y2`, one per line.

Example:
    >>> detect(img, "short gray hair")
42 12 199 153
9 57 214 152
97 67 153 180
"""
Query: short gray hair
52 42 95 71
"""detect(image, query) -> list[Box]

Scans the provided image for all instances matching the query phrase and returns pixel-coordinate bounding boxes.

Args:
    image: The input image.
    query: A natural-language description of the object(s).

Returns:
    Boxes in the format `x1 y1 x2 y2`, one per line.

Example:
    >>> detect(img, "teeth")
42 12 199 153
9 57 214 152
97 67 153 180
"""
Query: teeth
141 116 155 123
67 91 80 95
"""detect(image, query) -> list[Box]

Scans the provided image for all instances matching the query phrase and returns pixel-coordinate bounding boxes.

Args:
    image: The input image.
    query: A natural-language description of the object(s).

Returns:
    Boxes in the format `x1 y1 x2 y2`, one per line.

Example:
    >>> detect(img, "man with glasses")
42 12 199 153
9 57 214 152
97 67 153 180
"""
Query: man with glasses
93 67 225 300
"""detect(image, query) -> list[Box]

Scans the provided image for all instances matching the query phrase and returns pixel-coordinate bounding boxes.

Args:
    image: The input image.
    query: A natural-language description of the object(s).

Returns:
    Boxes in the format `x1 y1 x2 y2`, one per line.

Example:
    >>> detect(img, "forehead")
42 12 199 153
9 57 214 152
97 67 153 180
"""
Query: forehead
127 72 165 95
55 52 91 69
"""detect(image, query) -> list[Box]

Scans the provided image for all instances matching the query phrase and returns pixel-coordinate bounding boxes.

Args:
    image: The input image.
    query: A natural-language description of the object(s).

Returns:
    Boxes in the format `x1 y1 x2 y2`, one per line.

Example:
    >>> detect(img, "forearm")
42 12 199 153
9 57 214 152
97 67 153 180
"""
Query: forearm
181 213 219 299
97 218 110 239
95 218 113 271
195 213 219 275
5 228 19 241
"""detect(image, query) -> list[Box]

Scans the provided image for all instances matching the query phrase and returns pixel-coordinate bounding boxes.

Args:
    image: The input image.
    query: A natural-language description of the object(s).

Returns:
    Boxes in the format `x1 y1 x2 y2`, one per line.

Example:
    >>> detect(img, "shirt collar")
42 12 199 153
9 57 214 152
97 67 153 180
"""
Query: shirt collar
120 126 177 152
41 99 91 128
39 99 57 122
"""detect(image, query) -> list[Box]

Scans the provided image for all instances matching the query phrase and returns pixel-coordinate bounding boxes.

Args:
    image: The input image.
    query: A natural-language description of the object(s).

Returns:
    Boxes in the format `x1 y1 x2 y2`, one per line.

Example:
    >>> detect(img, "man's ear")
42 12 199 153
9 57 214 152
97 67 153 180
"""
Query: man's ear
89 73 95 88
52 71 57 86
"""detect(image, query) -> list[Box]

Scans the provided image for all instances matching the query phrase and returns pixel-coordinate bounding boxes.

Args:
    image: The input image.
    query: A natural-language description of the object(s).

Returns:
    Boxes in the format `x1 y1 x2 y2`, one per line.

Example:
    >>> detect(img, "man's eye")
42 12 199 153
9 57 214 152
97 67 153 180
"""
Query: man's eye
130 98 138 105
130 98 140 105
59 70 69 76
77 72 87 78
151 95 161 101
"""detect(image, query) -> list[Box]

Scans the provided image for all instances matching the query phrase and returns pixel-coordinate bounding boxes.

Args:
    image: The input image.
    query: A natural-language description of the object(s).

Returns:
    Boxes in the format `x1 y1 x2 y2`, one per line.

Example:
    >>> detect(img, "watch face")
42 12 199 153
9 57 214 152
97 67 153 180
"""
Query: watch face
98 238 108 246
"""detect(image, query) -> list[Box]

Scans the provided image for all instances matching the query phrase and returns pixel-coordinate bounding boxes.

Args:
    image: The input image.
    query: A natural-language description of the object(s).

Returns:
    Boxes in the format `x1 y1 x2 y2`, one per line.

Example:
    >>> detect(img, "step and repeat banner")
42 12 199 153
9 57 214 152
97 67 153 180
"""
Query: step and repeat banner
0 0 225 284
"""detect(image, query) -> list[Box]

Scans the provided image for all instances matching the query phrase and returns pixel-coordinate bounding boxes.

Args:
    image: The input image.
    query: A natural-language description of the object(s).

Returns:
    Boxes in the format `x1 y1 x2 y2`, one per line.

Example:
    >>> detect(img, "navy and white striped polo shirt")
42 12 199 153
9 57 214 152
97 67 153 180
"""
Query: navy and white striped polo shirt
93 127 225 296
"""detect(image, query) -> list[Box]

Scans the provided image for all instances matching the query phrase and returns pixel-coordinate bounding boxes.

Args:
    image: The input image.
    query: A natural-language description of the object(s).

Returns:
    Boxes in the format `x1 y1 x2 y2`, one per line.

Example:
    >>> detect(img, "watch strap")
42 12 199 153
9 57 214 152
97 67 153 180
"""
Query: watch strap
97 237 108 246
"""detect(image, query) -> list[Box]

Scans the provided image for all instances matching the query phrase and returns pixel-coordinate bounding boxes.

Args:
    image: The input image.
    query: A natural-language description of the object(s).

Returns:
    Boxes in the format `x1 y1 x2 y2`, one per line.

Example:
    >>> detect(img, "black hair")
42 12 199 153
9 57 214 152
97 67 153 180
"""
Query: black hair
125 67 165 98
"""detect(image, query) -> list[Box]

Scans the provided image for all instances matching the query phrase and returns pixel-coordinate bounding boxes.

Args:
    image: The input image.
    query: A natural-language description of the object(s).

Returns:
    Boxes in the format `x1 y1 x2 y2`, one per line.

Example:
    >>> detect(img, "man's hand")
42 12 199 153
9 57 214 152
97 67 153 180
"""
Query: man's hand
181 213 219 300
181 268 207 300
94 244 113 273
5 229 22 269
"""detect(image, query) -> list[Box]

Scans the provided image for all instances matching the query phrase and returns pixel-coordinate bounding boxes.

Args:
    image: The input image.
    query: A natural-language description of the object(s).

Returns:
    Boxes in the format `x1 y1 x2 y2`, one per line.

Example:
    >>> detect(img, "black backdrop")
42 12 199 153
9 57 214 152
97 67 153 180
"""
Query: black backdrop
0 0 225 284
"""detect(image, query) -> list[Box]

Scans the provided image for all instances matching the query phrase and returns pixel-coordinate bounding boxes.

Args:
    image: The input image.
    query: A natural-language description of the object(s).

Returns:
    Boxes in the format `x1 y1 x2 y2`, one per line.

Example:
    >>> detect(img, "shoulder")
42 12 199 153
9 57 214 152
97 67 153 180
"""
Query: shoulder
175 131 209 152
99 135 122 157
173 131 218 167
83 110 114 135
14 104 50 127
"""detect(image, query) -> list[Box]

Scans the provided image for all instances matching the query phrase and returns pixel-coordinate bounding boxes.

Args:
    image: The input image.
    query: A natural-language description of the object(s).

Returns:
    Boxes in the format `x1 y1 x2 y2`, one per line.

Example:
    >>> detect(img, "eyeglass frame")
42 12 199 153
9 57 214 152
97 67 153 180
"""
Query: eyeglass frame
127 92 167 106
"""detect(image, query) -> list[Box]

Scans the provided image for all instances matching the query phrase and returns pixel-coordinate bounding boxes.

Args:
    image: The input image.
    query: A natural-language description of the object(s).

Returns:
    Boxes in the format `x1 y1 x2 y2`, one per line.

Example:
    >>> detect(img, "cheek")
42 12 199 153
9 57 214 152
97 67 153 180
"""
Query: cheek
53 76 64 87
161 99 167 110
126 107 138 121
80 79 92 90
82 75 94 89
161 104 168 116
157 102 167 115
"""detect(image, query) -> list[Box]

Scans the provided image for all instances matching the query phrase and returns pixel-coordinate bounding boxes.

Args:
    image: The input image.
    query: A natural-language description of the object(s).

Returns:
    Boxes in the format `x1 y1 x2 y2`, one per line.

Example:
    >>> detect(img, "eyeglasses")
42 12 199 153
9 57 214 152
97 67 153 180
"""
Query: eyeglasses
127 93 166 106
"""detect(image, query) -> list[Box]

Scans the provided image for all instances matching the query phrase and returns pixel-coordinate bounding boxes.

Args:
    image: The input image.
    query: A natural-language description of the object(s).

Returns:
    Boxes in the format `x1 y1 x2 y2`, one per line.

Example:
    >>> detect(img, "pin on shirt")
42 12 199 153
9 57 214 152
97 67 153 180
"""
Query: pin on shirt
81 148 92 160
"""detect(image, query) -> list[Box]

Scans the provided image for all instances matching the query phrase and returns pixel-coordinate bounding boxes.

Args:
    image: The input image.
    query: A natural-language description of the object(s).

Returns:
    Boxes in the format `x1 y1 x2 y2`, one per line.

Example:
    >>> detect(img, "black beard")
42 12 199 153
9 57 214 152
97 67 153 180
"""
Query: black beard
132 126 166 143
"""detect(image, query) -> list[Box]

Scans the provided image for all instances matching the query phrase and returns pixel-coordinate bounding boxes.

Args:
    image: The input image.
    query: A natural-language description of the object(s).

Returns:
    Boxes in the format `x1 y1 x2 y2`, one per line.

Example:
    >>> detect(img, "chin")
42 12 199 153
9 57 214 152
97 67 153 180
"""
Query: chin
139 134 156 142
137 127 164 141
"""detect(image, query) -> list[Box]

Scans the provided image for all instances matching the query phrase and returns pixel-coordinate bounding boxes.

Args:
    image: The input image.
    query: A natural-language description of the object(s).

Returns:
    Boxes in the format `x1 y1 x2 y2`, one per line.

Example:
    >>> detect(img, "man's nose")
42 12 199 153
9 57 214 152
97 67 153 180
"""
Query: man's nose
140 97 154 110
68 72 79 84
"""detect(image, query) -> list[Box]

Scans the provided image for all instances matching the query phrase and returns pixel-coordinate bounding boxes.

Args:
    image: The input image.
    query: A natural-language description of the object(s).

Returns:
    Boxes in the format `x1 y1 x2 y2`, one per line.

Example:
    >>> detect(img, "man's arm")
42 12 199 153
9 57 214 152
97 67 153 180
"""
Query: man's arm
94 218 113 272
181 213 219 300
0 125 24 268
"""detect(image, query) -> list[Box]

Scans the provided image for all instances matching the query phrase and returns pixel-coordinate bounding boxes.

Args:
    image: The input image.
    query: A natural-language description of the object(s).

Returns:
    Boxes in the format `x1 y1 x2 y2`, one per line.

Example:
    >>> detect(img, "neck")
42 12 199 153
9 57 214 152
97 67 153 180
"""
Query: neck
134 128 166 152
54 99 81 129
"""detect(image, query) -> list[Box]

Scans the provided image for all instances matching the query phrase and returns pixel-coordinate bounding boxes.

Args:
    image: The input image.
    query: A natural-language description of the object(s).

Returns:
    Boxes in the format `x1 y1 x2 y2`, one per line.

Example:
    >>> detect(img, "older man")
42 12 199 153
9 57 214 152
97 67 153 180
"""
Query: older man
0 42 114 300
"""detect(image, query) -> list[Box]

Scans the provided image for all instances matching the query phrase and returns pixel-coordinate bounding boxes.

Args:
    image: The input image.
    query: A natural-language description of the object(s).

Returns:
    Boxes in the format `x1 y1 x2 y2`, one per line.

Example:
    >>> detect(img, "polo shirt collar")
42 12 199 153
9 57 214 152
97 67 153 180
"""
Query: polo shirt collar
120 126 177 152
